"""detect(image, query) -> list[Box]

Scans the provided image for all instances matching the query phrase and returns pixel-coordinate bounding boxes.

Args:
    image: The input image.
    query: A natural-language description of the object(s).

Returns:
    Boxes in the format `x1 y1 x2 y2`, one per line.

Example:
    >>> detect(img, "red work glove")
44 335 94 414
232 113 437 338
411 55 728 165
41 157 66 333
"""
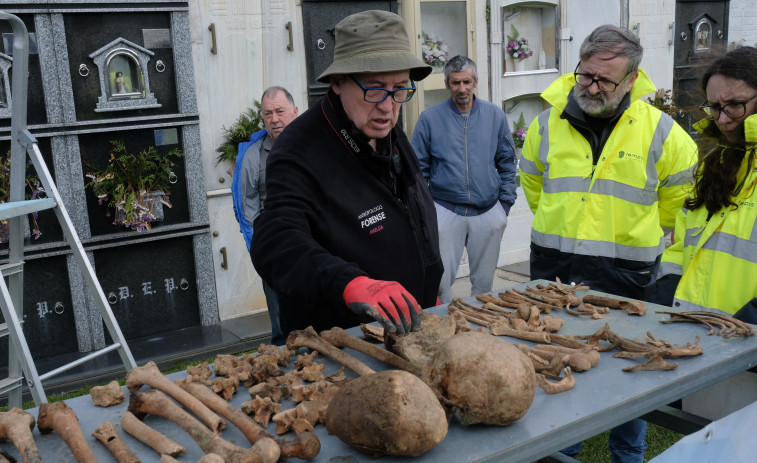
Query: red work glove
343 276 421 335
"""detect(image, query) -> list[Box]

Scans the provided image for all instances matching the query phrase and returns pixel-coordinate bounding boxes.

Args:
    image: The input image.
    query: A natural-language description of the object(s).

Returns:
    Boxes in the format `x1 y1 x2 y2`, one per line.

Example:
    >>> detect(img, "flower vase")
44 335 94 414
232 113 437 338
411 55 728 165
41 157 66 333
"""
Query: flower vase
432 63 445 74
515 60 526 72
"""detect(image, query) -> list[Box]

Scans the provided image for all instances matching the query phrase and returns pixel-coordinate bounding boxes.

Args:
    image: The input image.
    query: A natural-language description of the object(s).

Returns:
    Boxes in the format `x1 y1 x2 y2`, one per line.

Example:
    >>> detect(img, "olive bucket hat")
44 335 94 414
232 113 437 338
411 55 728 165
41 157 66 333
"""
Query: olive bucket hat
317 10 432 83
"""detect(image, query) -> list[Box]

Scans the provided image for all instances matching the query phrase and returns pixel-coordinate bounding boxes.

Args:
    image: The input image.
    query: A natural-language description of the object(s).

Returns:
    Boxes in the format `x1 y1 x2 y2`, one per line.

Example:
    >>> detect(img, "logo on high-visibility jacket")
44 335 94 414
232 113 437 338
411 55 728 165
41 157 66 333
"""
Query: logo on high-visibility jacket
618 150 643 161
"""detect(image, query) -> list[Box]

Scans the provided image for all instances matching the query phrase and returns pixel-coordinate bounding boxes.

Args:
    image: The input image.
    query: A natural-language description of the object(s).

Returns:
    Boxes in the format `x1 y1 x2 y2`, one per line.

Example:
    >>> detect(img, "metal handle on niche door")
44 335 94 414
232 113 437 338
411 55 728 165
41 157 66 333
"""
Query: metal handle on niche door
286 21 294 51
209 23 218 54
717 29 723 39
220 247 228 270
317 39 326 50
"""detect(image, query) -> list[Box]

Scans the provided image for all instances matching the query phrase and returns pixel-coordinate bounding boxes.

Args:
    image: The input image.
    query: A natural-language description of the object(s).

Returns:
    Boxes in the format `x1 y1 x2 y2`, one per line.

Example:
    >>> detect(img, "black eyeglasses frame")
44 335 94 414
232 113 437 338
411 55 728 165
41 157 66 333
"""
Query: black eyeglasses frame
349 75 417 104
573 62 633 93
699 93 757 121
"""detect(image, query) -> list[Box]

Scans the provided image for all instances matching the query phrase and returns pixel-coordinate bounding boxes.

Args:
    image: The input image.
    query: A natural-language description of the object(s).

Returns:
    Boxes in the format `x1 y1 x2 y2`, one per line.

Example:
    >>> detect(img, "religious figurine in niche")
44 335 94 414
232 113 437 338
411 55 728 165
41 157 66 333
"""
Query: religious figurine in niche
114 71 130 93
696 23 711 51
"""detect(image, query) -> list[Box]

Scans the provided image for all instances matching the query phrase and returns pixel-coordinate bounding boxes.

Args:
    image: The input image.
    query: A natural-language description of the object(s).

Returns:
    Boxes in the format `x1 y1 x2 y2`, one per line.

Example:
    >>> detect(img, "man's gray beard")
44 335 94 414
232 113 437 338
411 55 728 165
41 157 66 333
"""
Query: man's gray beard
576 89 623 118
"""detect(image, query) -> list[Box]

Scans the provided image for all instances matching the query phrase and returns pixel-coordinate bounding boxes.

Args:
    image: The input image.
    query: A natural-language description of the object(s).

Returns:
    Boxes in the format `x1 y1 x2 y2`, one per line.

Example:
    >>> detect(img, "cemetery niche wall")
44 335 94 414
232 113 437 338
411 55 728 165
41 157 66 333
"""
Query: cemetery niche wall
0 1 217 374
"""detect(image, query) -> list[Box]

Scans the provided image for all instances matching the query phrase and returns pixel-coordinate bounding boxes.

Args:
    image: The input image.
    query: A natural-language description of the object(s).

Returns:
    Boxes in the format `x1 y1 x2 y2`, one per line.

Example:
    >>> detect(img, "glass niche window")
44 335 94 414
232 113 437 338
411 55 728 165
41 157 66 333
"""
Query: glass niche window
420 2 468 74
89 37 160 112
106 50 143 99
503 4 557 73
695 17 713 53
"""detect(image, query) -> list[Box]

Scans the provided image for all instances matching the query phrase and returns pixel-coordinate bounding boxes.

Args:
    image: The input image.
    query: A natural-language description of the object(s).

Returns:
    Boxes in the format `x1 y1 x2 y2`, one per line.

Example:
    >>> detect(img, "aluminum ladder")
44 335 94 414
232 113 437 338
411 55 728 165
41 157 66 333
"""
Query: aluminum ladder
0 11 136 408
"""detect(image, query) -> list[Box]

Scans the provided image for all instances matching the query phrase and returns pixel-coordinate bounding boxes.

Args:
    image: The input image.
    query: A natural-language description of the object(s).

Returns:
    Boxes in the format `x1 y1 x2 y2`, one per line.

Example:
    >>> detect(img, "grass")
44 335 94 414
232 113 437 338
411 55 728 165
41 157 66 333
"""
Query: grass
575 423 682 462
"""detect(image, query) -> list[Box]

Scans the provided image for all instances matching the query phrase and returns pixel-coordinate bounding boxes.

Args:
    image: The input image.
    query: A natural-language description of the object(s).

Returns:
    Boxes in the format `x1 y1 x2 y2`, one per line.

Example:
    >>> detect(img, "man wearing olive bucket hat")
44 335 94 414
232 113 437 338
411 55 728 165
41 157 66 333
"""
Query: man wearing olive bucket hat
251 10 443 338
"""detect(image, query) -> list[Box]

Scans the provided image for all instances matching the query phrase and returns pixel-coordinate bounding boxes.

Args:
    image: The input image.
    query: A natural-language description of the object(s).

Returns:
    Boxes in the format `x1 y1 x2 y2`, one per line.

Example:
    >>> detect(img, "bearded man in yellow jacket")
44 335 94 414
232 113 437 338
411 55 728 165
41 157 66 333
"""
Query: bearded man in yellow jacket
519 24 698 463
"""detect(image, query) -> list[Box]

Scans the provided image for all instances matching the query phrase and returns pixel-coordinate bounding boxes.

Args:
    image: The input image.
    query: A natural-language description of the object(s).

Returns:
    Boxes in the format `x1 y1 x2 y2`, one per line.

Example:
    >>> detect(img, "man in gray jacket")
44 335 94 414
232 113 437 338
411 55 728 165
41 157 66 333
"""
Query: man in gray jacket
235 86 298 344
411 55 517 303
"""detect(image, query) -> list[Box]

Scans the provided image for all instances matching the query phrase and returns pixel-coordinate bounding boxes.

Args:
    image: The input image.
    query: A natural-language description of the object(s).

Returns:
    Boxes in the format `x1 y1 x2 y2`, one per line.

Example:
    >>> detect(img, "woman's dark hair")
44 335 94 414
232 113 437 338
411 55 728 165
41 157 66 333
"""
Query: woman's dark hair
686 46 757 214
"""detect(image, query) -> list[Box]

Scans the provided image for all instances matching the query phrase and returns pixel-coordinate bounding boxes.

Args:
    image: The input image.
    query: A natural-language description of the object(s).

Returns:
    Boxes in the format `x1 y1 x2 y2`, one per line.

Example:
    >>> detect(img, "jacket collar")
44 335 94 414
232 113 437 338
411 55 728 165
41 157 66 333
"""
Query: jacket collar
322 86 398 158
541 67 656 113
446 94 479 115
693 113 757 145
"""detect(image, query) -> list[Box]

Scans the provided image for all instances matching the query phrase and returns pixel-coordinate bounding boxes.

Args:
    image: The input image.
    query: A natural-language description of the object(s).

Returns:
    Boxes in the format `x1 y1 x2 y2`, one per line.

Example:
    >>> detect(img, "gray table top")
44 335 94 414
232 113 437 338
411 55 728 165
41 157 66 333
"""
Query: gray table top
5 281 757 463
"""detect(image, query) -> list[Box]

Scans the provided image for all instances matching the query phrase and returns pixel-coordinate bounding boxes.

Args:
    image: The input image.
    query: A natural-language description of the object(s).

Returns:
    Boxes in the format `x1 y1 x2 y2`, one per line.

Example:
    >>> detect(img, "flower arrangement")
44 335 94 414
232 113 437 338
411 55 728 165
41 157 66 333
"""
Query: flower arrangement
421 32 451 69
215 101 264 166
0 151 44 242
512 113 528 148
506 25 534 62
86 140 183 232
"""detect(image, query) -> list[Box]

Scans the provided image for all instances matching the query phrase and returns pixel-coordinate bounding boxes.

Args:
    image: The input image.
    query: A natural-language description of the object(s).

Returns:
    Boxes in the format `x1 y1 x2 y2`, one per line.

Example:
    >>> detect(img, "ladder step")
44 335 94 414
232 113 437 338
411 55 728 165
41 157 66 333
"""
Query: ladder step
0 198 56 220
0 376 23 395
0 261 24 276
0 319 23 338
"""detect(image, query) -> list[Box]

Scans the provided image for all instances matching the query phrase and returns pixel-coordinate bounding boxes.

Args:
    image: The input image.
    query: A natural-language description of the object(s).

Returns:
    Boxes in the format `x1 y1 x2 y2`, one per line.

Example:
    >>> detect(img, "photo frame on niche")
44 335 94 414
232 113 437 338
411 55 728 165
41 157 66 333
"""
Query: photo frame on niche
89 37 161 112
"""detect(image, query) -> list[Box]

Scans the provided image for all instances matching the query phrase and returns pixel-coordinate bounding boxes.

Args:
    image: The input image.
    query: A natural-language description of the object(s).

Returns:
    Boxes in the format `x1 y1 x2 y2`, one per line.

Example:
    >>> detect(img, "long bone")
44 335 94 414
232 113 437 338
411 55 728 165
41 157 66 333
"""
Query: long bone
320 326 423 376
126 361 225 433
128 388 280 463
177 378 321 460
37 401 97 463
92 422 140 463
0 408 42 463
286 326 375 377
121 411 186 457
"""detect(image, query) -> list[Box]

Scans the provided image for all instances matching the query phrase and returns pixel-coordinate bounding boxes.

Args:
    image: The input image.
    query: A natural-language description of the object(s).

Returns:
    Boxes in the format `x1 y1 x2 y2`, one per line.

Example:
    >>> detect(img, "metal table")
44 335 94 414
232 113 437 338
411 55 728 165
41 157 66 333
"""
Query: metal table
6 281 757 462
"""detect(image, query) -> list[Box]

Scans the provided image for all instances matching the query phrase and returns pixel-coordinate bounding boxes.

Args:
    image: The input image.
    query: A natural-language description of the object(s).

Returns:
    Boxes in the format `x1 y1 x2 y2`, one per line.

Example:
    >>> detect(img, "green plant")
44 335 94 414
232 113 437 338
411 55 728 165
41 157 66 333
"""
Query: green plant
215 101 264 166
512 112 528 148
0 150 43 242
85 140 183 232
647 88 678 117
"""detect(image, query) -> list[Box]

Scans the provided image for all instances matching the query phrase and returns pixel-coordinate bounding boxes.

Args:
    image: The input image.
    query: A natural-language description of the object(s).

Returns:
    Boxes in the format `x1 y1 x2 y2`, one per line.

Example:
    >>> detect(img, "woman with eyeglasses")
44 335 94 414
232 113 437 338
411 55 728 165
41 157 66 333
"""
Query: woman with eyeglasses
655 46 757 322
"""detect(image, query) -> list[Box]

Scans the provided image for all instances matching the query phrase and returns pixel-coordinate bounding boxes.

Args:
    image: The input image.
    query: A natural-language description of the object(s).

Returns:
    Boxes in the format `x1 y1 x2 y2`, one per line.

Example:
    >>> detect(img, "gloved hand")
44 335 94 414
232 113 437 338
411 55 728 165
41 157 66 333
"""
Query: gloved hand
343 276 421 335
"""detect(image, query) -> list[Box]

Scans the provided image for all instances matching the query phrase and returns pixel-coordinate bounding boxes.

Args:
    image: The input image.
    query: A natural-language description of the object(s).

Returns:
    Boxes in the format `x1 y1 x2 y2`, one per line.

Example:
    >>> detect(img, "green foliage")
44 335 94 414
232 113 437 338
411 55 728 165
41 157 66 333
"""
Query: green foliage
85 140 183 232
512 112 528 148
215 101 265 166
647 88 678 117
0 150 43 241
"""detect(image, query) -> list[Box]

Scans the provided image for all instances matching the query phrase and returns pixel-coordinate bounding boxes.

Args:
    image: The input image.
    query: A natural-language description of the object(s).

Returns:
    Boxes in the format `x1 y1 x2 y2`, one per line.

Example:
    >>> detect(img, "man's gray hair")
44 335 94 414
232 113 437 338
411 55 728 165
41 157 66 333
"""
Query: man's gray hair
579 25 643 73
261 86 296 108
443 55 478 84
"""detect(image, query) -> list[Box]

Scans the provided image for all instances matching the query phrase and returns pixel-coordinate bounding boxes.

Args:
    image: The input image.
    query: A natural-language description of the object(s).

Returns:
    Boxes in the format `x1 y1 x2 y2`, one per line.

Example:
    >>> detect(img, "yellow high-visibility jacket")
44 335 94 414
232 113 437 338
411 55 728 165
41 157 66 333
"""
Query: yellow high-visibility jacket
519 70 698 264
659 115 757 315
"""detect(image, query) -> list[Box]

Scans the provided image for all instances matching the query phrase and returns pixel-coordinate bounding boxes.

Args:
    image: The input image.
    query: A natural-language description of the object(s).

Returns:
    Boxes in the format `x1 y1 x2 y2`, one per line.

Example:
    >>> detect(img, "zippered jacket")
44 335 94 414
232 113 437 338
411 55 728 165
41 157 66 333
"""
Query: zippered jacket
231 129 268 251
659 115 757 319
520 70 698 266
250 88 443 336
411 96 517 210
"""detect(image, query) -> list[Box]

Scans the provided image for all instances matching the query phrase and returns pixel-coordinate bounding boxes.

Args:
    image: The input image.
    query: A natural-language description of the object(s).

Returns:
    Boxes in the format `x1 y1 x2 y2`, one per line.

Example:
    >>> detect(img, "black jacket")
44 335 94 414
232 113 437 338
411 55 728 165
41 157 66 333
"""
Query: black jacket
251 88 443 336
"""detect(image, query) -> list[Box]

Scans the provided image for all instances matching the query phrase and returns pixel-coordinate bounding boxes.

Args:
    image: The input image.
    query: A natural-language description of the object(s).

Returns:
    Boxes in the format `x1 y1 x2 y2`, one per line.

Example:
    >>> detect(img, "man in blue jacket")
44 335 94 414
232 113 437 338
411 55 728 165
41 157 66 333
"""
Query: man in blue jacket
411 55 517 303
232 86 298 345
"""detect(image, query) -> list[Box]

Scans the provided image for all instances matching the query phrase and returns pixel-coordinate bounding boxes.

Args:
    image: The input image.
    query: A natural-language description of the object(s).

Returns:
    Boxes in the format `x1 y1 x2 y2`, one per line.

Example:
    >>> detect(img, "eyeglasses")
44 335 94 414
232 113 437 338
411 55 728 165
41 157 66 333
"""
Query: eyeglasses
349 76 416 103
699 93 757 120
573 62 632 93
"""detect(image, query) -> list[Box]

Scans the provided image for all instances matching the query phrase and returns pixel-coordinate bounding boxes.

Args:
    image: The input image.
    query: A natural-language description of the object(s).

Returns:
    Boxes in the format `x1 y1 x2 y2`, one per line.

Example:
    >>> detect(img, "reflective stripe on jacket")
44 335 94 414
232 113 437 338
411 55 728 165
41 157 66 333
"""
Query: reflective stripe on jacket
519 69 698 263
660 115 757 315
